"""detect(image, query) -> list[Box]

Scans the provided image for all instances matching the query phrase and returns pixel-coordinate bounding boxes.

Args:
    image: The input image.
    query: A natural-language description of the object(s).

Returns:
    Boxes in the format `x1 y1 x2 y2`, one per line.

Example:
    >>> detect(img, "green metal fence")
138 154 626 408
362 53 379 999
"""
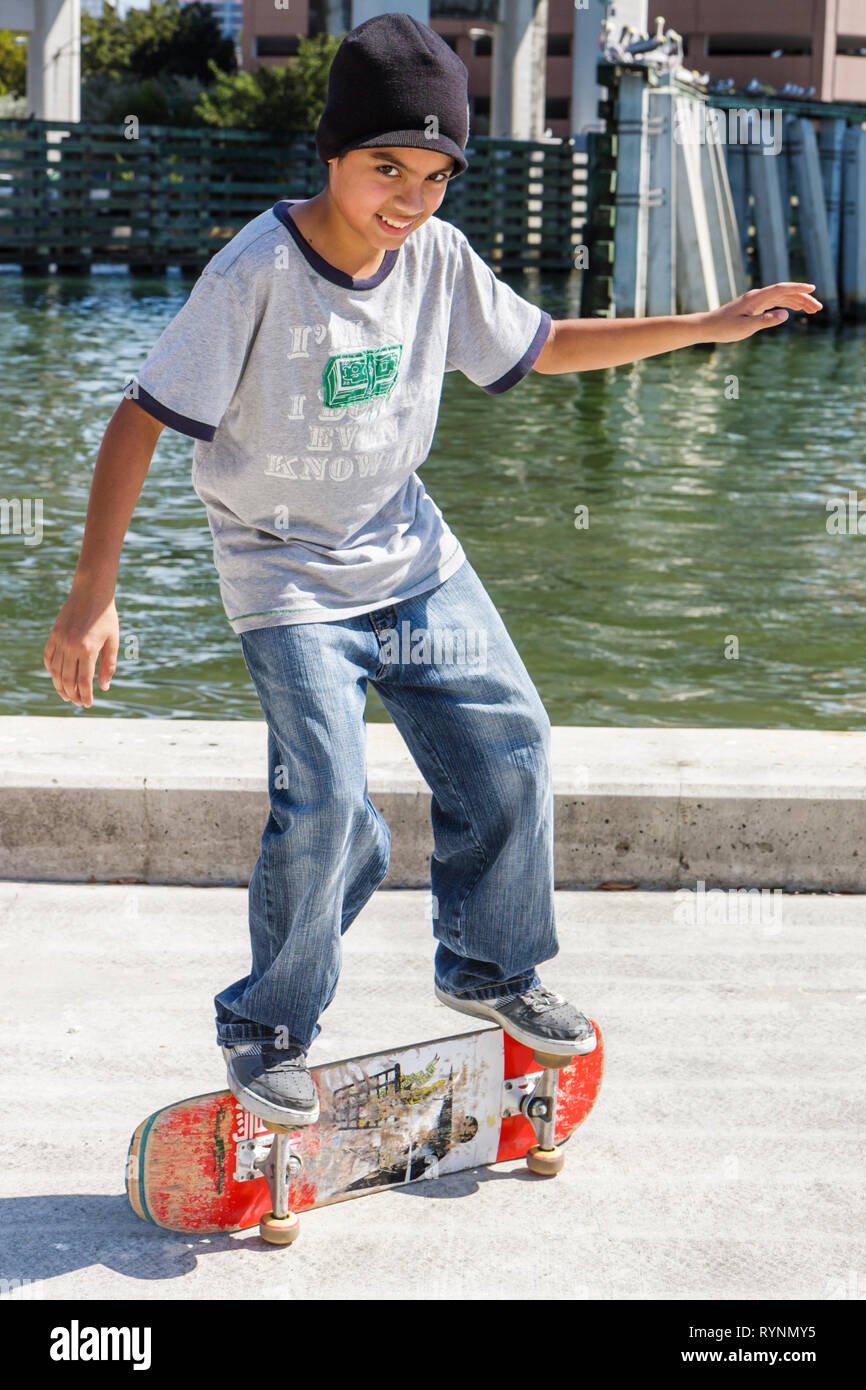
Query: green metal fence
0 119 587 274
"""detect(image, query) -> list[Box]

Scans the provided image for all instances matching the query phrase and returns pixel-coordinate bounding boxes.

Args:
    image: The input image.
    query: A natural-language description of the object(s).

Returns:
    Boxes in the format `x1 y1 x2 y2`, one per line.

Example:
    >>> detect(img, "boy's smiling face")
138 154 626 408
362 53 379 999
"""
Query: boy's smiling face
327 146 455 244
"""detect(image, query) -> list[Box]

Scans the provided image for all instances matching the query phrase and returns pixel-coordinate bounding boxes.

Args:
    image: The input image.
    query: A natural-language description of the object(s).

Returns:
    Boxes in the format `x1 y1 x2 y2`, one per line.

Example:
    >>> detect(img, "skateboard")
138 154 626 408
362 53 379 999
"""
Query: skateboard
126 1022 604 1245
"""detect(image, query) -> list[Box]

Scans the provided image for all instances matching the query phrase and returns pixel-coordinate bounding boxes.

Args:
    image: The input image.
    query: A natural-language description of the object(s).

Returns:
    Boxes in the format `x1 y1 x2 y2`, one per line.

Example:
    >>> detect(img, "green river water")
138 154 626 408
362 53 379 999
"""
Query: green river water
1 265 864 727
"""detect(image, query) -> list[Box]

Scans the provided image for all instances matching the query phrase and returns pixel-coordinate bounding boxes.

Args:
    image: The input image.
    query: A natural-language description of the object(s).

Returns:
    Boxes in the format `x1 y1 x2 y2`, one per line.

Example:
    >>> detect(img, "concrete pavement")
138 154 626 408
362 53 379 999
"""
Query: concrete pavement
3 719 866 889
0 880 863 1301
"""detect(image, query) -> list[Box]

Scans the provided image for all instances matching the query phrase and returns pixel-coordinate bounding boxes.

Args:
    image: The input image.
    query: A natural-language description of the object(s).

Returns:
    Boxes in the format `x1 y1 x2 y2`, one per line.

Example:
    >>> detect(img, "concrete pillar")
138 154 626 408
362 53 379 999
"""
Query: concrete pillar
33 0 80 121
645 74 676 316
700 127 746 300
746 112 790 286
818 116 847 273
570 0 607 142
0 0 80 120
716 135 747 294
490 0 548 140
777 120 791 254
785 114 840 320
612 67 650 316
722 141 751 273
840 124 866 320
673 91 720 312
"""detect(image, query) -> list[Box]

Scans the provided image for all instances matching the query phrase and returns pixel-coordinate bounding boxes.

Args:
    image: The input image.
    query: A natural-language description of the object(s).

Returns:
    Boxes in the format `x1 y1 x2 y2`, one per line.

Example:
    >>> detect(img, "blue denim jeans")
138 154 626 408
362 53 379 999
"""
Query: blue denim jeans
214 557 559 1049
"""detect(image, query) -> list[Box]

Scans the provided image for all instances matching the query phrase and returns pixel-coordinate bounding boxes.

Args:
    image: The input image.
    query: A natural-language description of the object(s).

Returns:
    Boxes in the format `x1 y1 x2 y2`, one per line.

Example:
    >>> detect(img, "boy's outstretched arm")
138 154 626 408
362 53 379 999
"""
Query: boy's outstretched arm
533 282 823 374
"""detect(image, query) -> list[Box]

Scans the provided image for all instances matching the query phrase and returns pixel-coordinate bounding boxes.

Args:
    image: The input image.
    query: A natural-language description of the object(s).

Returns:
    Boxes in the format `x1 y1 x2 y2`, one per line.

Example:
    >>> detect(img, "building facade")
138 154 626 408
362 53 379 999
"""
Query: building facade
662 0 866 102
239 0 866 139
240 0 590 137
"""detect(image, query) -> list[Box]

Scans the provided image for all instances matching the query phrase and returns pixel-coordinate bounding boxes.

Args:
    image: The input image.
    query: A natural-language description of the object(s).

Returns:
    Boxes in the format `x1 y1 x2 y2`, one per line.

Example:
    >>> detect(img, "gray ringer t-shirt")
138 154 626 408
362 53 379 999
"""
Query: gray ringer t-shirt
122 200 551 633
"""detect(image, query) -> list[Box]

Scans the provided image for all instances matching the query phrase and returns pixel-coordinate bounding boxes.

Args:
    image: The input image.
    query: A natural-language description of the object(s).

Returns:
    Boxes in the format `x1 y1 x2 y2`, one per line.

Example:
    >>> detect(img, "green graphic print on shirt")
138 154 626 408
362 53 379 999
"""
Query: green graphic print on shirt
322 344 402 407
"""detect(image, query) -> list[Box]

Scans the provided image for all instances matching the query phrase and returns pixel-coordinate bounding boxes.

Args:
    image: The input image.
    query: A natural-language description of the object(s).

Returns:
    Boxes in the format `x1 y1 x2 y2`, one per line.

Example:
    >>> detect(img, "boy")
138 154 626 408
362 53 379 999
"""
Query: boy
43 14 820 1128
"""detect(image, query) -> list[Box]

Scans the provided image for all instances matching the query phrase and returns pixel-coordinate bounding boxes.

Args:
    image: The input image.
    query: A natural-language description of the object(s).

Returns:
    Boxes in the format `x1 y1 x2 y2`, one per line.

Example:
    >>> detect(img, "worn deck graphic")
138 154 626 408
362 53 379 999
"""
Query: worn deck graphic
126 1024 604 1234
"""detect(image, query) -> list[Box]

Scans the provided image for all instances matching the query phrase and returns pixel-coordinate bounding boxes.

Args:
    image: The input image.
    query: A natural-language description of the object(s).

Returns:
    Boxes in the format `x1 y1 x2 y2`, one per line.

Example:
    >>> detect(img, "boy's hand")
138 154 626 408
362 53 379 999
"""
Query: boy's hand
43 590 120 708
704 282 823 342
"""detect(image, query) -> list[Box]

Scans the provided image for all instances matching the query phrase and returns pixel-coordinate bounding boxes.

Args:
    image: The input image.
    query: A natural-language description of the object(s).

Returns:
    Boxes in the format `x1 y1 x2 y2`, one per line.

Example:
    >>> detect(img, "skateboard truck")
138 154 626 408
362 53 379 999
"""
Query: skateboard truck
502 1049 573 1176
246 1128 305 1245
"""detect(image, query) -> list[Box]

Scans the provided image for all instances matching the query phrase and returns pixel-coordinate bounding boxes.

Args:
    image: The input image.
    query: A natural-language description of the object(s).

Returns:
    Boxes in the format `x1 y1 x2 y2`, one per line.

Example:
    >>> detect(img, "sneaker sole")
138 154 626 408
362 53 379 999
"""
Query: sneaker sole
223 1062 320 1128
434 985 597 1057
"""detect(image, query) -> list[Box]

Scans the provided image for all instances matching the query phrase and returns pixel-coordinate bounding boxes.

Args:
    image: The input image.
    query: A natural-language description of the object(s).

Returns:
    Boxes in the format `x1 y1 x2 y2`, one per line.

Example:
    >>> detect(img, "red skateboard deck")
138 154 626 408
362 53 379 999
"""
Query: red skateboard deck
126 1023 604 1236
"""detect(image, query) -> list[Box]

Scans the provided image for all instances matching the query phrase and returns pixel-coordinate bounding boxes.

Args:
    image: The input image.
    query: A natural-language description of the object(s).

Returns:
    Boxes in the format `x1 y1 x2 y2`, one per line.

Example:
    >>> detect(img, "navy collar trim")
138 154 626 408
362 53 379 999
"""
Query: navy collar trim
272 200 400 289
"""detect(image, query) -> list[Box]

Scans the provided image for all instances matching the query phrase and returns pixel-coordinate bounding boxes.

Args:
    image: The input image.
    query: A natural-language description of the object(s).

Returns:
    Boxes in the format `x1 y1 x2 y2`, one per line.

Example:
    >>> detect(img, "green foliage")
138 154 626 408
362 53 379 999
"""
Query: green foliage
81 0 235 125
0 30 28 98
82 0 236 82
127 0 237 84
81 3 133 80
194 33 342 134
78 3 340 133
82 71 208 127
3 2 339 133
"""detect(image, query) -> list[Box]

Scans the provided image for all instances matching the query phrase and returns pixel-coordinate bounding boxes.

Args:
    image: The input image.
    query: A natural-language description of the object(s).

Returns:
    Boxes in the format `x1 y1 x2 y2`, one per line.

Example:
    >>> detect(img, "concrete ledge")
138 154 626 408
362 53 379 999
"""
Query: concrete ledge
1 718 864 889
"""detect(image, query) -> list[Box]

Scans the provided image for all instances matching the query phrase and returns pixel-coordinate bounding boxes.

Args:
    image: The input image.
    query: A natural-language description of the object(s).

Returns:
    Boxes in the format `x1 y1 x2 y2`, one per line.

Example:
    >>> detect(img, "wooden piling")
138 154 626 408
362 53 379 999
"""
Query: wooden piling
645 76 676 316
673 92 720 312
777 126 791 256
722 142 751 272
840 123 866 321
818 115 847 275
746 111 791 285
784 114 840 320
700 118 747 301
612 68 650 317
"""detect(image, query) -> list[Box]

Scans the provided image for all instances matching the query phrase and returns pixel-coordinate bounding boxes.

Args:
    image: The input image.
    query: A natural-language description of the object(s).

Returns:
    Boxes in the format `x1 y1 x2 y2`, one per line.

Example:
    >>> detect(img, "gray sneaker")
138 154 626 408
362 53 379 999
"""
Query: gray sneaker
222 1040 320 1127
434 983 597 1057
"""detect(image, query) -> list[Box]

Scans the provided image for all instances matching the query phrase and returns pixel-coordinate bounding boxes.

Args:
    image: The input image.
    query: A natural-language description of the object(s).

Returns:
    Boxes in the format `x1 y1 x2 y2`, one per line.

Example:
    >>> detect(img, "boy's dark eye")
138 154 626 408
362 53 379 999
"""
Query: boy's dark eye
375 164 448 181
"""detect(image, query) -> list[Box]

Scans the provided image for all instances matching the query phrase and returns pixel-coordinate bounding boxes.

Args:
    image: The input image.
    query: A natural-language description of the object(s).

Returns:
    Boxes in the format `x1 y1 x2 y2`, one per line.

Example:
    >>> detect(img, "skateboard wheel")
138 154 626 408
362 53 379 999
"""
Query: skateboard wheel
259 1211 301 1245
533 1050 571 1069
526 1144 565 1176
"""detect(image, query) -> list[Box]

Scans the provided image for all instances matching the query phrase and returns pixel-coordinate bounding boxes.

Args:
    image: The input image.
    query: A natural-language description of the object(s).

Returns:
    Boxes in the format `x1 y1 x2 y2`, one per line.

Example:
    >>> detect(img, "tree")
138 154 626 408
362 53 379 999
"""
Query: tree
78 3 339 133
82 0 236 84
81 0 237 126
127 1 237 84
194 32 342 133
83 70 208 127
0 30 27 98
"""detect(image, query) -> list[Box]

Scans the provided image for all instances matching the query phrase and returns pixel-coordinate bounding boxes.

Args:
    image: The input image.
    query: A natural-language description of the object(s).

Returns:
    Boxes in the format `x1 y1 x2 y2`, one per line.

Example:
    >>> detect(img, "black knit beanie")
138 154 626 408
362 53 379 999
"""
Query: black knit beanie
315 12 470 179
